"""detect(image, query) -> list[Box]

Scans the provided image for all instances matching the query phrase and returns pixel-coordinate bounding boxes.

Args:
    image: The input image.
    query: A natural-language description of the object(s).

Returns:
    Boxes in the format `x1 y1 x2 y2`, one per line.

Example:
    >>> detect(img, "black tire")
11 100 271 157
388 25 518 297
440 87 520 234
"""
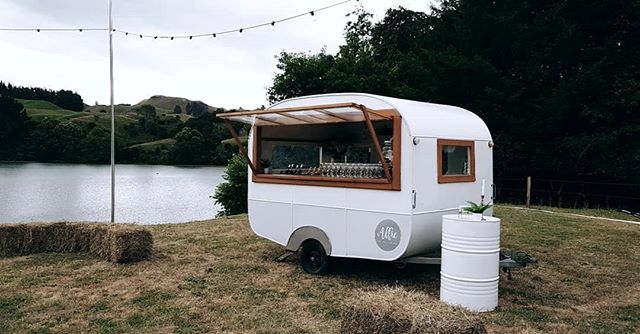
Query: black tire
299 240 329 275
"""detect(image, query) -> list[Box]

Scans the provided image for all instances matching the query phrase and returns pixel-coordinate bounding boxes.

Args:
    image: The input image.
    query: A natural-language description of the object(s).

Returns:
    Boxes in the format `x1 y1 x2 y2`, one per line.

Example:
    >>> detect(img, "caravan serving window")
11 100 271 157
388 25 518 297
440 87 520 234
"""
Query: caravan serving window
217 103 402 190
437 139 475 183
252 115 402 191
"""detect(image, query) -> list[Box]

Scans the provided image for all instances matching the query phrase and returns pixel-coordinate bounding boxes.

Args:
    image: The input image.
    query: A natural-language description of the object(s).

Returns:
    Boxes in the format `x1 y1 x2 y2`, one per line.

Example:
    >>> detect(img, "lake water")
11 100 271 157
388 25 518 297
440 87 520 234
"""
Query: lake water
0 162 226 224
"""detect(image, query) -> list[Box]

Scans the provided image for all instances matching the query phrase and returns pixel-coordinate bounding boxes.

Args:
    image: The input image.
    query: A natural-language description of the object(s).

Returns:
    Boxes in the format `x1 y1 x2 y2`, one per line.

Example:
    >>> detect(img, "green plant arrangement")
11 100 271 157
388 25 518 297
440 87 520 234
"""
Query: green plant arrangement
260 159 271 168
260 159 272 174
464 201 493 214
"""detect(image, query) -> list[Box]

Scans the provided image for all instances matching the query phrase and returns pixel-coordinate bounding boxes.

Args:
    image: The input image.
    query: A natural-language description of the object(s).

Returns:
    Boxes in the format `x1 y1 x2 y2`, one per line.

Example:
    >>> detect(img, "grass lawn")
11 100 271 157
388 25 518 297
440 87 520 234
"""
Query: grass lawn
20 99 89 122
0 206 638 333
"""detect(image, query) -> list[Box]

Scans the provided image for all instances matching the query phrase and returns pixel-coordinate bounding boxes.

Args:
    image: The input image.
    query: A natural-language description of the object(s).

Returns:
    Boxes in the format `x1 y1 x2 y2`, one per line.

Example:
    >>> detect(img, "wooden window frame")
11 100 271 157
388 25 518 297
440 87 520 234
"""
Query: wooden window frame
251 115 402 191
437 139 475 184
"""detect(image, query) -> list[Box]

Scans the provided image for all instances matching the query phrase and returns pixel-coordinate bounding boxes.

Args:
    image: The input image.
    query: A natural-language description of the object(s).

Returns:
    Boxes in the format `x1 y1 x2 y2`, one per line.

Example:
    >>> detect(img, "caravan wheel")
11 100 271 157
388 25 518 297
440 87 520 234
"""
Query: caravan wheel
299 240 329 275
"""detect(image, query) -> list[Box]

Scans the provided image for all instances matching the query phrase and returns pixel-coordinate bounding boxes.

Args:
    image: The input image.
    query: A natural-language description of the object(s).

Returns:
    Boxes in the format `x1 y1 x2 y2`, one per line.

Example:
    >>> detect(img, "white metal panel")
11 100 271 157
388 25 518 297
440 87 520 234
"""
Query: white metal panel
411 138 493 213
292 204 347 256
249 183 293 202
405 211 453 256
345 210 410 260
248 200 291 246
291 185 346 208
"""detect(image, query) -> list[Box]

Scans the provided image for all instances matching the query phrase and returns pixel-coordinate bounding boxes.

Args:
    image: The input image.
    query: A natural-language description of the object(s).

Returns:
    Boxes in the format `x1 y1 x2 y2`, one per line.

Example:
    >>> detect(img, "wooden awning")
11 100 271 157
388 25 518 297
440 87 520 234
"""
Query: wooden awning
217 102 397 126
218 102 397 181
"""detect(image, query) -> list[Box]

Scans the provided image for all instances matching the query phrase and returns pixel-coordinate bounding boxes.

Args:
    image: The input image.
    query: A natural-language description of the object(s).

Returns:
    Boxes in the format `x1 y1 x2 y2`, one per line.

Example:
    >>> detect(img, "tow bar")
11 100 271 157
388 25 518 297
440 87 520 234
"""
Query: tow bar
397 249 537 280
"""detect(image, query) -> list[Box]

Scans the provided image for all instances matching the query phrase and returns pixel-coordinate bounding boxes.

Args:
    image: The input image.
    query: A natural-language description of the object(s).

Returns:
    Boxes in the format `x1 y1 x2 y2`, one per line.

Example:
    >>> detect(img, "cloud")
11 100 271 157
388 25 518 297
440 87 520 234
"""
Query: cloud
0 0 430 108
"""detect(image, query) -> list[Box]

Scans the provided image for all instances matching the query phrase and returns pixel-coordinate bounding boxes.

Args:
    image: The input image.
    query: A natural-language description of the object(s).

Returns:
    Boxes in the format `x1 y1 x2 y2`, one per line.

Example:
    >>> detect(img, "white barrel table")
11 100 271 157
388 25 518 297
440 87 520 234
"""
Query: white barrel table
440 213 500 312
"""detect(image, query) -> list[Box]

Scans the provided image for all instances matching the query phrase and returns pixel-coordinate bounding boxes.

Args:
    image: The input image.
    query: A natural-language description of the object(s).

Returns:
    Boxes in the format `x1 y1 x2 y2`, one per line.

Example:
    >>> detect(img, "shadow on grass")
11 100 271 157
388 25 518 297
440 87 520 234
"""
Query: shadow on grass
282 254 441 292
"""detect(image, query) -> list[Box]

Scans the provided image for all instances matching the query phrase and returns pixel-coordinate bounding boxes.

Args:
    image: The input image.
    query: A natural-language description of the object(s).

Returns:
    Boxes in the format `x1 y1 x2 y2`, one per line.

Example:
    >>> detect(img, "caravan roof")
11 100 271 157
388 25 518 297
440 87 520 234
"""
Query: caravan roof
267 93 492 141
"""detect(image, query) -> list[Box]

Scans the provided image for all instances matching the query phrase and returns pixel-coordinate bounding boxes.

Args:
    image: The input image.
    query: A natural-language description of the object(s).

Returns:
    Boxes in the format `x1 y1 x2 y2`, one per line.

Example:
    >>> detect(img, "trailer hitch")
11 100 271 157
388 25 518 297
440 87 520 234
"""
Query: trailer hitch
499 249 538 280
397 249 537 280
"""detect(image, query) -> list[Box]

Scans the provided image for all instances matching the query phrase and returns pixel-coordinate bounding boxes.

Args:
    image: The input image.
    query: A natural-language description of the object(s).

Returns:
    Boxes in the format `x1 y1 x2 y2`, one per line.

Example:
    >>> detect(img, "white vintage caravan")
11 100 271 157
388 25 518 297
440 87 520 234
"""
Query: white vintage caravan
218 93 493 274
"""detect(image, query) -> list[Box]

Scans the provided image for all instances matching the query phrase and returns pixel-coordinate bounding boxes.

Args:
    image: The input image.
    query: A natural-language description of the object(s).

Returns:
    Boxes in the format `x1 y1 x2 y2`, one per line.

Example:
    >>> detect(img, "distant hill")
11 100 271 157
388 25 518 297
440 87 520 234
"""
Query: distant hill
84 95 224 120
134 95 224 115
3 92 242 165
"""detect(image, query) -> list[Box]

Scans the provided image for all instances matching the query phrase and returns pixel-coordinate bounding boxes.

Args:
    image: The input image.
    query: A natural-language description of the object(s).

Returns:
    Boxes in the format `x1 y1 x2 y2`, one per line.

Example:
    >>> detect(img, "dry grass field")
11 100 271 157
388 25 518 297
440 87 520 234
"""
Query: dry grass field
0 206 638 333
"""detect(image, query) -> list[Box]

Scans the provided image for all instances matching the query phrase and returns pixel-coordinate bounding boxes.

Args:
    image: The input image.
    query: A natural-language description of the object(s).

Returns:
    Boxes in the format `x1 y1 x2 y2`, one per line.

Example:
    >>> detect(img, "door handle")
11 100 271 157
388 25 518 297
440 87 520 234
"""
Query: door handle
412 190 416 209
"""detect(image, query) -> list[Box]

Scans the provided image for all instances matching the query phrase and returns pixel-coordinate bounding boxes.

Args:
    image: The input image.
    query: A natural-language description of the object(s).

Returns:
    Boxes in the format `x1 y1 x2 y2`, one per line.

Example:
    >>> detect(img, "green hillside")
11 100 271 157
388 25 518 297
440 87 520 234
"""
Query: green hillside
19 99 87 121
84 104 133 114
4 94 239 165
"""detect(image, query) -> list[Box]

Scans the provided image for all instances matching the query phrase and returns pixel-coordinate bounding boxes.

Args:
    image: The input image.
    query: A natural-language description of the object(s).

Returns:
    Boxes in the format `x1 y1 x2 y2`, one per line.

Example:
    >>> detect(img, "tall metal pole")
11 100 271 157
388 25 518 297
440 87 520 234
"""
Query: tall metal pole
108 0 115 222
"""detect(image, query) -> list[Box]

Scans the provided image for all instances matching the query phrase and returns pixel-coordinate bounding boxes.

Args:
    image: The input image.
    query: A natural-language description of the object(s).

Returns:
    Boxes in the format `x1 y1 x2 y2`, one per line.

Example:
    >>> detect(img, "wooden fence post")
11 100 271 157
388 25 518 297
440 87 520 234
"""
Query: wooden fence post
526 176 532 208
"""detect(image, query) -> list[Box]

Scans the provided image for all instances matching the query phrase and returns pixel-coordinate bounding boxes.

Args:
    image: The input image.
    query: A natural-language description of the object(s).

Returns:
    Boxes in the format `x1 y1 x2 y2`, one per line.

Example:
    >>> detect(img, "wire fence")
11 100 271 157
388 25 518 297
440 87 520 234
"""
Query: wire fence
494 177 640 211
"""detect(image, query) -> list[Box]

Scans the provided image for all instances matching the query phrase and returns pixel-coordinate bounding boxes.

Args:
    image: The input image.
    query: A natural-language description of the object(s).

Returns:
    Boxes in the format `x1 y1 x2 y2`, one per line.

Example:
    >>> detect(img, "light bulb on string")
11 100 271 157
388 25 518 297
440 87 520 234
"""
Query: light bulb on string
0 0 355 42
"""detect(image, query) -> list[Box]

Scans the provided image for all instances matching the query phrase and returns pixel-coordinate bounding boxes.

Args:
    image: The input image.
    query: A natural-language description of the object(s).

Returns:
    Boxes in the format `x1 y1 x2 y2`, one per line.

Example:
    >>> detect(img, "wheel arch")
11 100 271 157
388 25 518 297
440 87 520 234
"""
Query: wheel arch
286 226 332 255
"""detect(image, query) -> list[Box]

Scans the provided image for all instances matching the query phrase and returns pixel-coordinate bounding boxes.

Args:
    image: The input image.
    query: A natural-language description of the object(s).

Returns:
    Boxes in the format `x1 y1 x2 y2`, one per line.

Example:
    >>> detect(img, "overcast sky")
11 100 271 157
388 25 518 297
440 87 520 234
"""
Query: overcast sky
0 0 432 109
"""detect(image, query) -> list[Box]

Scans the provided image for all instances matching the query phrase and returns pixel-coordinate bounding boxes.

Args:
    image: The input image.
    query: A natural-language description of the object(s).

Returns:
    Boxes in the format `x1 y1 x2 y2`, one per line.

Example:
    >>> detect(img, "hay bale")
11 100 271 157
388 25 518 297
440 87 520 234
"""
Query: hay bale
108 226 154 263
0 222 153 263
340 287 487 334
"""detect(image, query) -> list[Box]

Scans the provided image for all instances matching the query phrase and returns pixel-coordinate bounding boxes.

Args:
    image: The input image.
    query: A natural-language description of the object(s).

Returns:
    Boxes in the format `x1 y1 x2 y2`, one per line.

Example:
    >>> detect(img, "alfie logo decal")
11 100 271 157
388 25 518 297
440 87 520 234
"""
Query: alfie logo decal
375 219 401 251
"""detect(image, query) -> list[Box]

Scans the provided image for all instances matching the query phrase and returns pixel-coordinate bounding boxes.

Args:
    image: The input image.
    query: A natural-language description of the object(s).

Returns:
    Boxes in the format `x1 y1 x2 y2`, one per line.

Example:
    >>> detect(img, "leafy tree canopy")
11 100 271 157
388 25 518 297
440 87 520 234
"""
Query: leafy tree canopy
0 81 83 111
212 154 248 216
268 1 640 183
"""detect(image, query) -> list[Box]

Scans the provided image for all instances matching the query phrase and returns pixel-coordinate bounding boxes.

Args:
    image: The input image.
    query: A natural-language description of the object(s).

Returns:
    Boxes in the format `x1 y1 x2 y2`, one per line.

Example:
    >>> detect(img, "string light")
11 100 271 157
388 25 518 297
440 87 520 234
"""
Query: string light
0 28 106 32
113 0 352 40
0 0 354 40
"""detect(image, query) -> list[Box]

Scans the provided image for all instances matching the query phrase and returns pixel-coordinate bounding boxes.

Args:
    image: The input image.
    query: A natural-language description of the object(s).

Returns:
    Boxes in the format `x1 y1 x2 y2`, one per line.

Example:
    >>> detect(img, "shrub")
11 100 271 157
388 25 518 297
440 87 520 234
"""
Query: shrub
212 154 248 216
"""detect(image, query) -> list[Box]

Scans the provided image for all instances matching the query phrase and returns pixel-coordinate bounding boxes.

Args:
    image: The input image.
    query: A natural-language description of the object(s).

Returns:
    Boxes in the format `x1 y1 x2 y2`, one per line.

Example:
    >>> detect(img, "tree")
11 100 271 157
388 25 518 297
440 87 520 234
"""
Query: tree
173 105 182 114
185 101 208 118
267 2 640 183
171 127 205 164
212 154 248 216
136 104 157 118
55 90 84 111
0 81 83 111
54 121 86 162
25 117 61 161
80 127 111 163
0 95 31 160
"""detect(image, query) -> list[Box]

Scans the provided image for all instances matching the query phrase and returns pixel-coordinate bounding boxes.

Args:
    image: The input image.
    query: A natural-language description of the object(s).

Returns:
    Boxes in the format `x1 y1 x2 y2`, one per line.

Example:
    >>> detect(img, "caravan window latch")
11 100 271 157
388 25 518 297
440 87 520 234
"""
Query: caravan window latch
412 190 417 209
